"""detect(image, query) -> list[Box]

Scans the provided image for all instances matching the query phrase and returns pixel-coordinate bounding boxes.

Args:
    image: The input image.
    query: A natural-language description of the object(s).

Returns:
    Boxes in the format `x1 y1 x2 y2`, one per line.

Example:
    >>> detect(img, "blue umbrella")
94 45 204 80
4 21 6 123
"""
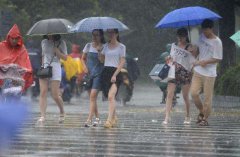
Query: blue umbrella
71 17 129 32
155 6 221 28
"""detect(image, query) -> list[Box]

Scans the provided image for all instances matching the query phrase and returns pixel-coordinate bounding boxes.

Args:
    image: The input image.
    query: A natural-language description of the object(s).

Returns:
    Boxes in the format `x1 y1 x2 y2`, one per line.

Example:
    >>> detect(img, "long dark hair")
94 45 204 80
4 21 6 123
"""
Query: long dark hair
92 29 105 44
176 27 190 43
113 29 120 42
52 34 61 41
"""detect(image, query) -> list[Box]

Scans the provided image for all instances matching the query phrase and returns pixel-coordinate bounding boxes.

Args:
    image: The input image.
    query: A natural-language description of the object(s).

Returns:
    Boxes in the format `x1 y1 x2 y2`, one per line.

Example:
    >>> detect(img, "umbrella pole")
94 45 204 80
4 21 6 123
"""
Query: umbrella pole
188 21 191 42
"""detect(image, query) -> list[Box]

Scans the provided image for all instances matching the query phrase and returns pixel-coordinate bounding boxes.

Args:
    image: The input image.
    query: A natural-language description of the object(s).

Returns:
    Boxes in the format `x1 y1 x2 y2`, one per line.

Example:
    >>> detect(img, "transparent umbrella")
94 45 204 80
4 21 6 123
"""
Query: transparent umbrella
70 17 129 32
27 18 73 36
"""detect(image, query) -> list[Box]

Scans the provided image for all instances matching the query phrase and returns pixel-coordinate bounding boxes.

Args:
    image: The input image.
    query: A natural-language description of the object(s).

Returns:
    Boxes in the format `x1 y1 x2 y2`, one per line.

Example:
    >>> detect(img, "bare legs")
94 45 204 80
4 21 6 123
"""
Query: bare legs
164 83 176 122
107 84 117 121
86 89 99 123
38 79 64 122
104 83 118 128
163 83 191 124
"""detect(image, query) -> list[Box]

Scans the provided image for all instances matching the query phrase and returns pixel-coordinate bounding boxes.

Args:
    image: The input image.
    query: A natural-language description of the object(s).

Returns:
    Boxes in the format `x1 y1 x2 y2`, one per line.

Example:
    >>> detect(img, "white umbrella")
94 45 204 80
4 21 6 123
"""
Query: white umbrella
71 17 129 32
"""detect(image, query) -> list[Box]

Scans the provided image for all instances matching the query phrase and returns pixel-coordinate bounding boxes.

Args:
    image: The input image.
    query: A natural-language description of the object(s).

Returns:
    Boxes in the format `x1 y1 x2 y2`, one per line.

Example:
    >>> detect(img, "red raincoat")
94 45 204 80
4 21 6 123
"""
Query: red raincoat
0 24 33 91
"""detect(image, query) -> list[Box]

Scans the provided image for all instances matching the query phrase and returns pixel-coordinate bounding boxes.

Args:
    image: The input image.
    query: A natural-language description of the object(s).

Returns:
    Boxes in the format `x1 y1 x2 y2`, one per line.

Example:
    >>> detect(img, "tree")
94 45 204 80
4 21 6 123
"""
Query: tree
215 0 237 74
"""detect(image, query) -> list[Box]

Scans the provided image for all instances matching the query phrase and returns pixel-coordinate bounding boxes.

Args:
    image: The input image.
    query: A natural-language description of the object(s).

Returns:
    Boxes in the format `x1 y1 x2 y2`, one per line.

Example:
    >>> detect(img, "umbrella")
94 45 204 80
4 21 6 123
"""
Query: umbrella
230 31 240 47
27 18 73 36
155 6 221 28
70 17 129 32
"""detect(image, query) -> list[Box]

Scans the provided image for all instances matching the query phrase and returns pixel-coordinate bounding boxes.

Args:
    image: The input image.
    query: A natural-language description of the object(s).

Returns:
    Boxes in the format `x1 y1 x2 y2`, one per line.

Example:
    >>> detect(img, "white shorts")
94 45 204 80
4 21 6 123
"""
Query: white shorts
50 62 62 81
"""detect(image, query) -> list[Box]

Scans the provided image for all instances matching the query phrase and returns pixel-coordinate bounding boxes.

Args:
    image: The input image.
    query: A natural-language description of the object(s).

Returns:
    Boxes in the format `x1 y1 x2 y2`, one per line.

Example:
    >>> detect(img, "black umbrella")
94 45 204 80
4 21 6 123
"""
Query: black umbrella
27 18 73 36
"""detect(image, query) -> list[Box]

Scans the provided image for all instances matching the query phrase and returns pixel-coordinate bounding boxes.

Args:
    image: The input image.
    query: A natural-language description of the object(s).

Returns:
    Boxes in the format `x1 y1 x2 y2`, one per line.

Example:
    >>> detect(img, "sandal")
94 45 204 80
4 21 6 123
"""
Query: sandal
104 119 113 128
198 120 209 126
196 113 204 124
92 118 100 127
112 116 118 127
162 120 168 125
59 114 65 124
36 116 45 125
84 120 92 127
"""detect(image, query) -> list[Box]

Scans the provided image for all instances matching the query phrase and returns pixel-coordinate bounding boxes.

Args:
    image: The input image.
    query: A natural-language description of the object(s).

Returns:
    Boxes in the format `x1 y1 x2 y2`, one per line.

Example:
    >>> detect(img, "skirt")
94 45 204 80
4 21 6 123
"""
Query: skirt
168 63 192 86
101 66 123 98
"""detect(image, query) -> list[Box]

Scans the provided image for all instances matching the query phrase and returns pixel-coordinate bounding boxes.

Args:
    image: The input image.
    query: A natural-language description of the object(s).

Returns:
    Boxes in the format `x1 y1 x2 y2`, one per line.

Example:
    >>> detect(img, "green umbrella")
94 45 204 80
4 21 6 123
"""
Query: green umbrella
230 31 240 47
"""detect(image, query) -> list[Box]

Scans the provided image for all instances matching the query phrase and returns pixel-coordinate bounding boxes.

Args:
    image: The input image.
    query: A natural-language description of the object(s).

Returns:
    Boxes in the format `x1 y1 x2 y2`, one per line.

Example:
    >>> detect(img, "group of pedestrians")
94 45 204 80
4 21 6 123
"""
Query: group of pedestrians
0 18 222 128
35 28 126 129
163 19 223 126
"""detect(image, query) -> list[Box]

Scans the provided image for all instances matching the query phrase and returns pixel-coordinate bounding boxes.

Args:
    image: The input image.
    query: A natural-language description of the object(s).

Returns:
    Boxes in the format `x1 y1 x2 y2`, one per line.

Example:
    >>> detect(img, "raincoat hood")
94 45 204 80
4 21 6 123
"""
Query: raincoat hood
6 24 23 48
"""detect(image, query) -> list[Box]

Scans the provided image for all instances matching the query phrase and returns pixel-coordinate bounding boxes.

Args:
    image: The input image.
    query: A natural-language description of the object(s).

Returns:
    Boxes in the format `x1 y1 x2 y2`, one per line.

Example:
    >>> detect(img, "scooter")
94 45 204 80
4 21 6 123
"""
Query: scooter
152 49 181 107
0 64 25 102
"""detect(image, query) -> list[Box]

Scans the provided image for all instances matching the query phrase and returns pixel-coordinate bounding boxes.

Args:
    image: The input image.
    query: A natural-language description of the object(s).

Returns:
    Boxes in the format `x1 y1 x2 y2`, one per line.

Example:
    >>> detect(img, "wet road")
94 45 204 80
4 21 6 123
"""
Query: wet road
3 83 240 157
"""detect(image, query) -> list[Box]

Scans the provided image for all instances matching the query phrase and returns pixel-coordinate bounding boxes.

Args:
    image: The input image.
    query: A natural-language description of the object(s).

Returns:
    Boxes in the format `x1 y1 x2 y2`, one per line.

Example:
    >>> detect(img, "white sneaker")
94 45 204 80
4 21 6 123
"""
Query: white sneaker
162 120 168 125
92 118 101 127
183 117 191 124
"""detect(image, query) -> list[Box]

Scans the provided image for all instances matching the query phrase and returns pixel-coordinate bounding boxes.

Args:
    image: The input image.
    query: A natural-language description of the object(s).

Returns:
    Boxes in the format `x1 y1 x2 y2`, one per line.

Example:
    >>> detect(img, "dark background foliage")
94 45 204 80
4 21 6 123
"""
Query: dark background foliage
0 0 239 95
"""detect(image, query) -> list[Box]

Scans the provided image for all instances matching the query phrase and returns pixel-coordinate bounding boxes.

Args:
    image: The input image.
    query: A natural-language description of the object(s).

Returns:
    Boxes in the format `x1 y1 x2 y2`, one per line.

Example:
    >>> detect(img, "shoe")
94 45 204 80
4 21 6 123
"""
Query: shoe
84 120 92 127
36 116 45 125
104 120 113 128
162 120 168 125
198 120 209 126
92 118 100 127
59 114 65 124
183 117 191 124
196 113 204 124
112 116 118 127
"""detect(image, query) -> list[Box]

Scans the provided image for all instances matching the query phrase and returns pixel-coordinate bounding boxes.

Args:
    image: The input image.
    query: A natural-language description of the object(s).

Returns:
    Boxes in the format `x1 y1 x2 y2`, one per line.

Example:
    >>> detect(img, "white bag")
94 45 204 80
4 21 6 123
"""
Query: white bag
167 63 175 80
159 62 175 83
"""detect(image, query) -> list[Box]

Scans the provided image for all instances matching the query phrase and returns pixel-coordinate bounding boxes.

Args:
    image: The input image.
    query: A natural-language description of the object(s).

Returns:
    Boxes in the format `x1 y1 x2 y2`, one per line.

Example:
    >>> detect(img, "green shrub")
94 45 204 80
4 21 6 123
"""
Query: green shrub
215 64 240 96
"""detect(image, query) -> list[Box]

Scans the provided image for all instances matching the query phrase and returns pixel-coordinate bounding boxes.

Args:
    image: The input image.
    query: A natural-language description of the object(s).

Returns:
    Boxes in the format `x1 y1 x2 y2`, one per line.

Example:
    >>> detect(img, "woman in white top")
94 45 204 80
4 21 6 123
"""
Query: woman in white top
37 34 67 124
81 29 105 127
99 29 126 128
162 28 198 125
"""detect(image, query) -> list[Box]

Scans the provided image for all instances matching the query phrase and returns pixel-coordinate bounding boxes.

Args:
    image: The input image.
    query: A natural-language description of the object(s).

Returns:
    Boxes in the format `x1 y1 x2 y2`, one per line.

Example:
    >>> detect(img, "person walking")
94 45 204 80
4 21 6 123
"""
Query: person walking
37 34 67 124
191 19 223 126
99 29 126 128
162 28 198 125
81 29 105 127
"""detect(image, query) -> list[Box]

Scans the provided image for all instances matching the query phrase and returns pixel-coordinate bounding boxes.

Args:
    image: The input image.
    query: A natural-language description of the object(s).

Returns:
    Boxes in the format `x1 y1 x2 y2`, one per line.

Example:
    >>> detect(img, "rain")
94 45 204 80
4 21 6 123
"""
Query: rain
0 0 240 156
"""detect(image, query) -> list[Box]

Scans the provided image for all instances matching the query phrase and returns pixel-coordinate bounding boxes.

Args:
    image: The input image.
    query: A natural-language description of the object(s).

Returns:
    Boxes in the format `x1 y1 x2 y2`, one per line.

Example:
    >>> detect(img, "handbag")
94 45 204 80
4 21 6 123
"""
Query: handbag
82 62 102 89
36 55 54 78
158 64 170 80
36 41 62 79
36 66 53 78
82 74 91 88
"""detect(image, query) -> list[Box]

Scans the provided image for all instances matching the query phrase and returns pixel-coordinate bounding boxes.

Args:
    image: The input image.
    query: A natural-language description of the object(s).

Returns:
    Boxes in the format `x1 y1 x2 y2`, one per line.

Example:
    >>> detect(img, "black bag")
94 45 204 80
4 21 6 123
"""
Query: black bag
82 74 92 88
158 64 170 80
36 41 61 79
36 66 52 78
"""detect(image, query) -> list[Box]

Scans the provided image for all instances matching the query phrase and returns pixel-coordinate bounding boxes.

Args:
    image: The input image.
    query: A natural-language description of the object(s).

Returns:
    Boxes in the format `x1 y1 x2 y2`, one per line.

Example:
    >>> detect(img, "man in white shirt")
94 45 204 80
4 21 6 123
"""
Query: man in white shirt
191 19 223 126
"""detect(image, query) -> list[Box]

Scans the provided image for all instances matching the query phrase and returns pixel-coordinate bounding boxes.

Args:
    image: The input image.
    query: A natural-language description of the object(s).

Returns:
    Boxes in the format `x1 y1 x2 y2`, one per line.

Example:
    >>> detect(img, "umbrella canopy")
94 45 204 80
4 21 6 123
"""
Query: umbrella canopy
155 6 221 28
230 31 240 47
27 18 73 36
70 17 129 32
